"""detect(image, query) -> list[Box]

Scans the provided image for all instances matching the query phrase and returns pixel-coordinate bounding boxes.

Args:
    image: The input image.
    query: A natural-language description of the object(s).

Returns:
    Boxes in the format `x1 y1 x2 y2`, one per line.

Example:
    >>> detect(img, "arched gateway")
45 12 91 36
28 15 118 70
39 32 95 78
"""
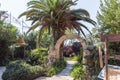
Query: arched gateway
48 34 98 77
48 34 87 60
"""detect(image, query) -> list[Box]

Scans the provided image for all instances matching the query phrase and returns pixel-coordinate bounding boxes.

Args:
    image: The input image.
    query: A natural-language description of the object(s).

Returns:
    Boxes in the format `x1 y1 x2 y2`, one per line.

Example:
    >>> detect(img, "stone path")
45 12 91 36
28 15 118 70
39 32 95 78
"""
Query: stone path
0 67 6 80
34 61 77 80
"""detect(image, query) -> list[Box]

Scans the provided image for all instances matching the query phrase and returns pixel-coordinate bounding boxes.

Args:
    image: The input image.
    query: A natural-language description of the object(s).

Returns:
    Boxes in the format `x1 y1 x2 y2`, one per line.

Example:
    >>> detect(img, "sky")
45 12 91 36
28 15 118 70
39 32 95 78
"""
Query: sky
0 0 100 33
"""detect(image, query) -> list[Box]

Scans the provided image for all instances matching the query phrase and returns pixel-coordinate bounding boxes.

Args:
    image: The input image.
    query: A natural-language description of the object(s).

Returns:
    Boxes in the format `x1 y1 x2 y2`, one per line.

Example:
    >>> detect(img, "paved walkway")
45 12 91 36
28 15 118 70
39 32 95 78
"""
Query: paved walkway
34 61 77 80
0 67 6 80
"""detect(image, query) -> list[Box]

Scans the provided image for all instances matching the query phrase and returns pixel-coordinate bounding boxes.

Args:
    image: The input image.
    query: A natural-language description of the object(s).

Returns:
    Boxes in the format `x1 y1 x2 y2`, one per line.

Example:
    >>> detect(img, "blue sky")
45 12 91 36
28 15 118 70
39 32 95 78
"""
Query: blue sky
0 0 100 32
74 0 100 21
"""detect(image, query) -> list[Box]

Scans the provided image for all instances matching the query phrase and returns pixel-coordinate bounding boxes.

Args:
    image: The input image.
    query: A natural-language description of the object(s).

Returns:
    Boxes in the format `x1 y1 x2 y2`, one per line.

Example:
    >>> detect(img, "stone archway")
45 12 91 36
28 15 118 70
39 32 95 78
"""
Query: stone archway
48 34 98 78
54 34 87 59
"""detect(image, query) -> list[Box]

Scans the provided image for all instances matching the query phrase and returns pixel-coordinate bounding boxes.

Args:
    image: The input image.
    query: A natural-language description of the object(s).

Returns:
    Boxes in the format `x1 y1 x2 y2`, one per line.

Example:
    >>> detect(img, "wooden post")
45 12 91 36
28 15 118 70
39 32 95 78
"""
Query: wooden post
99 47 103 68
105 38 108 80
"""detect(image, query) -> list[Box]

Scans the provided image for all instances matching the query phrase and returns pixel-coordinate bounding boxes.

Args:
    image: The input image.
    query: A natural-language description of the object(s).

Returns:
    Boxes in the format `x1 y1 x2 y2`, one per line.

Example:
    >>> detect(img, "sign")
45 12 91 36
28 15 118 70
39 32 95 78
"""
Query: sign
100 34 120 42
98 66 105 79
98 65 120 80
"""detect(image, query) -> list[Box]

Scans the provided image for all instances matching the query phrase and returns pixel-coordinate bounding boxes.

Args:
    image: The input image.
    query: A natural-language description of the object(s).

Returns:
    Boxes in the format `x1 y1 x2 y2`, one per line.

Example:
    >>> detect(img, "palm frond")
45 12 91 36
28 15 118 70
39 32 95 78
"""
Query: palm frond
72 22 80 34
28 3 49 11
78 23 92 35
27 21 40 33
76 15 96 25
70 9 90 17
82 17 96 25
80 28 86 37
18 11 28 18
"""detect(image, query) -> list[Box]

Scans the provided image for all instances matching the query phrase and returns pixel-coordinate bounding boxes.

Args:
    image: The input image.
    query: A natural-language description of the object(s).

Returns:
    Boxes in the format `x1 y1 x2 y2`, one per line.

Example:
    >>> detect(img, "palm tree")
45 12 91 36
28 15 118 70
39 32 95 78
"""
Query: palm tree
18 0 96 47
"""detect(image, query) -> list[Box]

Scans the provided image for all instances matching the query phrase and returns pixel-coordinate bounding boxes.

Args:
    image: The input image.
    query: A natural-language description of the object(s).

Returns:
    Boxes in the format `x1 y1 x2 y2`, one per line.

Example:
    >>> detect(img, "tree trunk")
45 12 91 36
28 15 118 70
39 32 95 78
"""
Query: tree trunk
36 36 40 48
52 27 64 45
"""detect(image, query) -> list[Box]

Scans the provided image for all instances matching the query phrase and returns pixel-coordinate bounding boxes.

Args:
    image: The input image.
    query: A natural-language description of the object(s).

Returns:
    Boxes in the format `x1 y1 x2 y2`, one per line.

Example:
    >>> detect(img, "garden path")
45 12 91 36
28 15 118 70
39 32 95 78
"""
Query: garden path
34 61 77 80
0 67 6 80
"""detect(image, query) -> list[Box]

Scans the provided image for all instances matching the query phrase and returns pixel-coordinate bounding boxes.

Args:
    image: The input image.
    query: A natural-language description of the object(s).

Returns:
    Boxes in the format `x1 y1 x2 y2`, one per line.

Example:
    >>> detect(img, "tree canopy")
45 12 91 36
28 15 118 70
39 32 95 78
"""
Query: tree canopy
97 0 120 34
19 0 96 46
0 20 19 45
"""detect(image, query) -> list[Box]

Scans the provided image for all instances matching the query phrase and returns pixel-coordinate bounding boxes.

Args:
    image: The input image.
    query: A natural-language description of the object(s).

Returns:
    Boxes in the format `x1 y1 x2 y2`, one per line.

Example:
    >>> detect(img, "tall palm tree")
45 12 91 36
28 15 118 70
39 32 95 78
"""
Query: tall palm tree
18 0 96 47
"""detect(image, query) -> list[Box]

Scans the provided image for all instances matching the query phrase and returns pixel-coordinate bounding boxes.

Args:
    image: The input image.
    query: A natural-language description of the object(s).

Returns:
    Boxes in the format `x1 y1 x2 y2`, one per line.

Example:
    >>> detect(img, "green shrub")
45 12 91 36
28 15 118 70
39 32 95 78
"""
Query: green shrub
108 59 120 66
0 47 10 66
13 46 25 59
47 59 66 76
0 20 19 66
2 60 45 80
26 48 48 66
71 63 87 80
47 67 59 76
72 56 79 61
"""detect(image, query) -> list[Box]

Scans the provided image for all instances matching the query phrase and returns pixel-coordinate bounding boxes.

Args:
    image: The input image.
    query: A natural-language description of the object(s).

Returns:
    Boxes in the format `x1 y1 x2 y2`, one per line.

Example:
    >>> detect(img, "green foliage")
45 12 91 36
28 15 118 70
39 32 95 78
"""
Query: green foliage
71 63 87 80
0 20 19 44
19 0 95 45
24 32 37 42
97 0 120 34
109 42 120 54
35 30 53 48
108 59 120 66
47 59 66 76
46 66 59 76
94 0 120 47
26 48 48 66
96 0 120 57
11 46 27 59
23 31 37 49
108 42 120 62
40 31 53 47
0 20 19 65
72 56 79 61
2 60 45 80
71 62 98 80
64 57 73 61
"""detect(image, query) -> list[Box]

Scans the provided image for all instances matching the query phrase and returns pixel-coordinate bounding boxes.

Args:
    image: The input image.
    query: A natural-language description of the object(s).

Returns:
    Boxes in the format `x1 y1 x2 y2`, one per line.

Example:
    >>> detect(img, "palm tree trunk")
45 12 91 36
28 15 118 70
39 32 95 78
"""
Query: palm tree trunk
36 37 39 48
36 31 41 48
53 28 64 45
